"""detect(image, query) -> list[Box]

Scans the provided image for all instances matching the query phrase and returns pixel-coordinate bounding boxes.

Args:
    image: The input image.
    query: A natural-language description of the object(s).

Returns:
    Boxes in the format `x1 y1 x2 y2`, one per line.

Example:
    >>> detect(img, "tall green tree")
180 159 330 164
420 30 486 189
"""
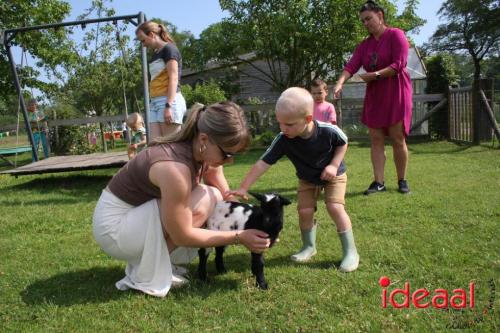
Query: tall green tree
186 21 252 71
0 0 73 108
426 0 499 81
59 0 141 151
153 19 198 69
203 0 424 91
424 53 459 138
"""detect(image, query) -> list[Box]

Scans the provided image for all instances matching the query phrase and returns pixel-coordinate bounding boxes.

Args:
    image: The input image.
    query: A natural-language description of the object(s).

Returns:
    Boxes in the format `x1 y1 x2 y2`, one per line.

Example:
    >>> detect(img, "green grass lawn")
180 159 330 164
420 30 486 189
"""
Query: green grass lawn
0 141 499 332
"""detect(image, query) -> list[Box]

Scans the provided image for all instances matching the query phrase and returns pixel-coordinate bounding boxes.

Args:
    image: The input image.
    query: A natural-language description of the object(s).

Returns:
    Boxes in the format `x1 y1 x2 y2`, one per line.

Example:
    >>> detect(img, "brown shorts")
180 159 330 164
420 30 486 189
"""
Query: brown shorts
297 173 347 209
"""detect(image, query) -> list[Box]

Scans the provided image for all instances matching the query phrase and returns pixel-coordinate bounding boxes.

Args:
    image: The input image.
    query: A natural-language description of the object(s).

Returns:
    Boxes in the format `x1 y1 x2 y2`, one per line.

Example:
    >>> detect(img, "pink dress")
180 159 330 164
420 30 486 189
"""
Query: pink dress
344 27 413 136
313 101 336 124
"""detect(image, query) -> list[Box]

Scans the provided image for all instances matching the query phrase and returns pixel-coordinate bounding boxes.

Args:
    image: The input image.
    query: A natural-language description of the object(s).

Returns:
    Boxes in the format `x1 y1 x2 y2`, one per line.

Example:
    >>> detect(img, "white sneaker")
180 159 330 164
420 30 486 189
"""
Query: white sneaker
172 264 189 277
171 273 189 288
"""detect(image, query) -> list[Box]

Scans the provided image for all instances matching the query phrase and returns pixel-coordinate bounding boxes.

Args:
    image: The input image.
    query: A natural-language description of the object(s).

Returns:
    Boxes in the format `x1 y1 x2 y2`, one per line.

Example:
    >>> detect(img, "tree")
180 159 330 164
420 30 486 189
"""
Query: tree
0 0 73 108
186 21 253 71
154 19 198 70
426 0 499 81
424 53 459 138
203 0 425 91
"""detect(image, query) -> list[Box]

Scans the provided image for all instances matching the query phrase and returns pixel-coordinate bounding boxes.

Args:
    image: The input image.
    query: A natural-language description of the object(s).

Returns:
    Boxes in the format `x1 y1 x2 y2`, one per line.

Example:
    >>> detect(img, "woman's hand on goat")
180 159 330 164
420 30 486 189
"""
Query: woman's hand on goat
222 192 240 202
240 229 270 253
225 188 249 201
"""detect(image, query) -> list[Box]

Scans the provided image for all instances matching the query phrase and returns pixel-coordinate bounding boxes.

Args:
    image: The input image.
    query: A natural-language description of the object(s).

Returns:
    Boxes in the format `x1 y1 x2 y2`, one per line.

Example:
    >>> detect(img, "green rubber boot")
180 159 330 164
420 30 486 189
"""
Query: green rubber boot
338 228 359 272
290 223 317 262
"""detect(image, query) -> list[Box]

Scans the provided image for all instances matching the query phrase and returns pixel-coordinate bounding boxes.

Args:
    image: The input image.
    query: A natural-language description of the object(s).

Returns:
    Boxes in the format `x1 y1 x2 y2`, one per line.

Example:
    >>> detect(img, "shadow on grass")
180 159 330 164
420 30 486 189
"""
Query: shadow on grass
1 175 111 206
21 266 127 306
408 143 473 155
22 266 244 303
9 174 111 192
169 276 242 299
193 252 340 276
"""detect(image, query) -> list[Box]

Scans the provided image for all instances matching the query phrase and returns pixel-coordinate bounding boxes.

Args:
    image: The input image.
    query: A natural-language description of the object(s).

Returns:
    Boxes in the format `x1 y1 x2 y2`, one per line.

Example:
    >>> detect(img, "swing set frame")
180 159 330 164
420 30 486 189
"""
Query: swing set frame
2 12 151 162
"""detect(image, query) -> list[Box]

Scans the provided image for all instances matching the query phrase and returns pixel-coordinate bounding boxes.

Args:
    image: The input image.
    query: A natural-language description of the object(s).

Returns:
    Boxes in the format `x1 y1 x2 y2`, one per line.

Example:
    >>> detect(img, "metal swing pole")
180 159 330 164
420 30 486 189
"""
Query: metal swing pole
3 12 146 154
138 12 151 143
4 40 38 161
115 29 131 145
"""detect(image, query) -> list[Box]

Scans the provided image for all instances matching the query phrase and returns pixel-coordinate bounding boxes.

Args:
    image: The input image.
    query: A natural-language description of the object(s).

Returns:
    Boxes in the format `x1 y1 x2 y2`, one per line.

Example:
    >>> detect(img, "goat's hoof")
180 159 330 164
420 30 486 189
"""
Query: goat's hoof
256 281 268 290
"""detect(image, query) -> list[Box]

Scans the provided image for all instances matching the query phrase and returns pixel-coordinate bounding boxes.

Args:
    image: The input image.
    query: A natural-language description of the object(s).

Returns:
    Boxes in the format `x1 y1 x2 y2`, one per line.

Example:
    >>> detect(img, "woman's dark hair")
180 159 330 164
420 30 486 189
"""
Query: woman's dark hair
360 0 385 19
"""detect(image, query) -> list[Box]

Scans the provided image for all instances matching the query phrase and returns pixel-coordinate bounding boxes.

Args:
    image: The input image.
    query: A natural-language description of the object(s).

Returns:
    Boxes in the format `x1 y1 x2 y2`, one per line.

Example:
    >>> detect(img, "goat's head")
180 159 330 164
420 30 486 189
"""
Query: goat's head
248 192 291 244
249 192 291 209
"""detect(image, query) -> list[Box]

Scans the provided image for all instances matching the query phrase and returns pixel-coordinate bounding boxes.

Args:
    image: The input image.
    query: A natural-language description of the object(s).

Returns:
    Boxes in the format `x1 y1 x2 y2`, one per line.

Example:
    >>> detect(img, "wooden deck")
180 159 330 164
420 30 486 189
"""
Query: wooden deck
0 151 128 176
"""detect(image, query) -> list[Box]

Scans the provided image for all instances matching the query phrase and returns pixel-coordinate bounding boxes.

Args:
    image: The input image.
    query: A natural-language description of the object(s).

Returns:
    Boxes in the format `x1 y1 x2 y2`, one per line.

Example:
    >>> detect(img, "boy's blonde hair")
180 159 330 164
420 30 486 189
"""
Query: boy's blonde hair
276 87 314 118
126 112 144 128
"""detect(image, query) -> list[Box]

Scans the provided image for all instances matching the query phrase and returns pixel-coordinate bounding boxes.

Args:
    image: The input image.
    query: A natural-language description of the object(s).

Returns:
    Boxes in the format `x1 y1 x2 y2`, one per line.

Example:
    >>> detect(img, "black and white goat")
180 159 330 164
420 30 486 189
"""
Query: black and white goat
198 192 291 290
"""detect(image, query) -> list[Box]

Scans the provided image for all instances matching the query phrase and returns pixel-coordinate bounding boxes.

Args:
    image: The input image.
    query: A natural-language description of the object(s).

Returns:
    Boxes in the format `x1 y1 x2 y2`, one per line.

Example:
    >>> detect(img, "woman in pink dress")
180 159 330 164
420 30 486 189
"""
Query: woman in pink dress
333 0 412 195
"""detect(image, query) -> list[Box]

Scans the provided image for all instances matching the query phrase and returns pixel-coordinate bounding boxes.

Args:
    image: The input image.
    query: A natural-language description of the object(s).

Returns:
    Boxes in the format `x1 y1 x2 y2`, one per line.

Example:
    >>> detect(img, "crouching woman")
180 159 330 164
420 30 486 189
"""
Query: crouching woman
92 102 270 297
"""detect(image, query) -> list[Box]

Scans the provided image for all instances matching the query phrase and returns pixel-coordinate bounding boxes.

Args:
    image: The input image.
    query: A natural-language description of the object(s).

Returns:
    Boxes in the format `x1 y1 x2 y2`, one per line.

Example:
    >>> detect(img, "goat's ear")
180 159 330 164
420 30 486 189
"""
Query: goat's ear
279 195 291 206
249 191 265 202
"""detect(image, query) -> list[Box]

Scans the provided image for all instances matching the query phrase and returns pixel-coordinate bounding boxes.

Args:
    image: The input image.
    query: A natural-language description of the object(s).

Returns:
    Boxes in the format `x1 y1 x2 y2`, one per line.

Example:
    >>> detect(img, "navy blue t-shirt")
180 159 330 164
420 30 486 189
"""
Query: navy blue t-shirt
261 121 348 185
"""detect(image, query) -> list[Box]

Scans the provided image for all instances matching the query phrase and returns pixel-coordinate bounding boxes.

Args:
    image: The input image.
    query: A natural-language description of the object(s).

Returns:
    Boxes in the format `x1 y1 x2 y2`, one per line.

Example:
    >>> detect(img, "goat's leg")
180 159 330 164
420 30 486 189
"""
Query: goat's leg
215 246 227 274
197 248 209 281
251 252 268 290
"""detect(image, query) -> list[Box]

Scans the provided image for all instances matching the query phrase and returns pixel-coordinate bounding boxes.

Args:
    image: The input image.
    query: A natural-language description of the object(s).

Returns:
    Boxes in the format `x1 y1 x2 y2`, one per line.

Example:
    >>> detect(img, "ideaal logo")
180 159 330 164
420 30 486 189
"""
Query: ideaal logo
379 276 475 309
379 276 496 329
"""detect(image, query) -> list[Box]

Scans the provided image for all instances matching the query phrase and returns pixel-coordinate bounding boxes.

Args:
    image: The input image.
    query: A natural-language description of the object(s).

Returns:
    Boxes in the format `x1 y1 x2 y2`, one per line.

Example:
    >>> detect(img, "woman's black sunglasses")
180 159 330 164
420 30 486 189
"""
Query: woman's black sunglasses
216 144 234 160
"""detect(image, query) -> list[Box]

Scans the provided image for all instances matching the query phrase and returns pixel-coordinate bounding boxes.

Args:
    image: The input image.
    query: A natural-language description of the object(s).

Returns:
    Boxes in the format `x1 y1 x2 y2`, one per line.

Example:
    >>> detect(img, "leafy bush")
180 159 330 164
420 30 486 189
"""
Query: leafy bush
254 130 277 147
181 80 227 108
50 125 98 155
45 102 97 155
425 54 459 139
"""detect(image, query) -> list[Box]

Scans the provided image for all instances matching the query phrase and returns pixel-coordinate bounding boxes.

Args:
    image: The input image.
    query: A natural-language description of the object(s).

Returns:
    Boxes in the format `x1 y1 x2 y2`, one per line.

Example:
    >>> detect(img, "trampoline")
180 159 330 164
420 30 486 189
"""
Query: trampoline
0 146 32 166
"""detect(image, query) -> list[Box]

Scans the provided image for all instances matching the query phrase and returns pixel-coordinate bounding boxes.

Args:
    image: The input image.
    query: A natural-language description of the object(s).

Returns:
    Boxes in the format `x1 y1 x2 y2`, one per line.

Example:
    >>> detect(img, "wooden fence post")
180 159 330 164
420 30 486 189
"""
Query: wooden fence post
473 79 494 144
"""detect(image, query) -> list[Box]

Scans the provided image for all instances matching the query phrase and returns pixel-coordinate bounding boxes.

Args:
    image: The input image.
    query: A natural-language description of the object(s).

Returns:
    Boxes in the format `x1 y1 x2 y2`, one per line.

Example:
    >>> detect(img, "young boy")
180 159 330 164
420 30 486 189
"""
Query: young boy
311 79 336 124
126 113 147 159
27 99 49 160
228 87 359 272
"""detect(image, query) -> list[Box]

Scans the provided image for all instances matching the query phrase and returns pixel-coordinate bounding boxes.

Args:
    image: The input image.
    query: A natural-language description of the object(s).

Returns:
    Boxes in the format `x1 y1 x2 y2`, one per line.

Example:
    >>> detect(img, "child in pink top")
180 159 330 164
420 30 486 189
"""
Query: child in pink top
311 79 336 124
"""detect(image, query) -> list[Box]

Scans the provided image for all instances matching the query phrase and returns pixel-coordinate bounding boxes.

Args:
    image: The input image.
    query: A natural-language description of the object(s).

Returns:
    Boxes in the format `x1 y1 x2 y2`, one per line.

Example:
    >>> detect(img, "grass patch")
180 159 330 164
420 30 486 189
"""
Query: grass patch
0 141 499 332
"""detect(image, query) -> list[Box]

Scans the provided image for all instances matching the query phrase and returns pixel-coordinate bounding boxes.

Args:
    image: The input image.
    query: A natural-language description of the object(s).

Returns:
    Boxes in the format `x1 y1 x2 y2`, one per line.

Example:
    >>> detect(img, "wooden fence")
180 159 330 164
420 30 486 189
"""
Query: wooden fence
449 86 473 143
0 114 126 133
1 87 496 145
448 79 497 144
240 93 445 138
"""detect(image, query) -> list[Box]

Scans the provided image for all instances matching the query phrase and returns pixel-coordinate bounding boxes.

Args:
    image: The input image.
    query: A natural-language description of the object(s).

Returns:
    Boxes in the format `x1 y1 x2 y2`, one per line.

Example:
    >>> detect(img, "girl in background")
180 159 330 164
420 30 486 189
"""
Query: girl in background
136 21 187 139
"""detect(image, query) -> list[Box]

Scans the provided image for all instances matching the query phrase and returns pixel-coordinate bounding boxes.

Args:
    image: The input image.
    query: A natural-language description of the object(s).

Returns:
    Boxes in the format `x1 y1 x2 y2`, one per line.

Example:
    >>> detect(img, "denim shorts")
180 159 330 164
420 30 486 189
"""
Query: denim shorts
149 93 186 124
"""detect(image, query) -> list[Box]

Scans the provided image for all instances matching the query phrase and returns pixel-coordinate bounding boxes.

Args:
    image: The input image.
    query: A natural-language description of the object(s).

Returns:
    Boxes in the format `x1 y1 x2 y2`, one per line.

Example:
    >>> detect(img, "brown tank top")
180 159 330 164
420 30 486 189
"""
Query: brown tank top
107 141 202 206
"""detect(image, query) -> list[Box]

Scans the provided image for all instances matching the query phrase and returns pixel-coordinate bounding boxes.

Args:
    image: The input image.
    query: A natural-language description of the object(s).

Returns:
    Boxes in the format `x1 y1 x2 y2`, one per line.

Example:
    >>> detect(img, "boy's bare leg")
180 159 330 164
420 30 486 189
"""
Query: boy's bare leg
290 190 317 262
326 203 351 232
